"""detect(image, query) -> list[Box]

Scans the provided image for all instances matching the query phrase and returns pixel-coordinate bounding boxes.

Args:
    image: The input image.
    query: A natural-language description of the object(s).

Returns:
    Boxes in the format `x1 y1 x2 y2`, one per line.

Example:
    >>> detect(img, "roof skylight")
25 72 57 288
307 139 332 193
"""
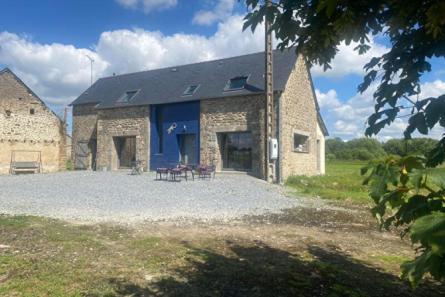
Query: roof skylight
117 90 139 103
183 85 200 96
224 76 248 91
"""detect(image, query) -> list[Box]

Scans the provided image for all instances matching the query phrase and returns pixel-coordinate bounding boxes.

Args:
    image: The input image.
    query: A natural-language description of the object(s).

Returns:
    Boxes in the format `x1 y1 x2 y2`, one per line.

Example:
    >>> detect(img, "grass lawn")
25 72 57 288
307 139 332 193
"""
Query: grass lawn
1 214 444 296
286 161 371 204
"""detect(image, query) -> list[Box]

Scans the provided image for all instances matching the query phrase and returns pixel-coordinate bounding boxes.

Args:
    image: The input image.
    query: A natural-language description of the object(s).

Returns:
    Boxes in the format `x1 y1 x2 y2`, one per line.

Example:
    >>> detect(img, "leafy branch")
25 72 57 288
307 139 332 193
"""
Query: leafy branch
242 0 445 286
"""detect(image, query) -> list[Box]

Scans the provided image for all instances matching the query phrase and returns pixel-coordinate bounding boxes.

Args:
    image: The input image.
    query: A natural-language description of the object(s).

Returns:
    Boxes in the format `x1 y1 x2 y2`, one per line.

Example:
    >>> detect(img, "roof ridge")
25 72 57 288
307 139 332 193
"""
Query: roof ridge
100 48 293 80
0 67 12 74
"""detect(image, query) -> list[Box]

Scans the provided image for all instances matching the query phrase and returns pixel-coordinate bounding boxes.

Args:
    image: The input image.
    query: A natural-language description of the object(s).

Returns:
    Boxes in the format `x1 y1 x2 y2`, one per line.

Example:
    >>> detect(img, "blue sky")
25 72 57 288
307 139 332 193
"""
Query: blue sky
1 0 443 139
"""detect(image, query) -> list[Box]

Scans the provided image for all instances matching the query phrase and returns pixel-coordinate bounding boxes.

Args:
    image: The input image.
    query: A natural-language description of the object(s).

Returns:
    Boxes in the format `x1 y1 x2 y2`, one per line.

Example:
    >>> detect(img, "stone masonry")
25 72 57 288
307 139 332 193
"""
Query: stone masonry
96 106 150 171
279 55 326 180
71 104 98 170
0 69 66 174
200 94 266 179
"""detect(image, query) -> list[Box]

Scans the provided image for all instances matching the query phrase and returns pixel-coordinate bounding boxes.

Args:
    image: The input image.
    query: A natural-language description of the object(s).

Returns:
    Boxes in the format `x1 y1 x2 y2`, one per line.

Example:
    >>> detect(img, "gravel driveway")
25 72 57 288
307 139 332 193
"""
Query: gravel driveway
0 171 302 223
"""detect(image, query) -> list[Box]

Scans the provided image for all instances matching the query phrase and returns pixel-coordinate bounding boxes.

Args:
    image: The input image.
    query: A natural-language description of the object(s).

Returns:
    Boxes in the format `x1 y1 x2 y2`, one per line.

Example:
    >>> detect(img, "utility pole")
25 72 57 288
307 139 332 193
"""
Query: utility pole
85 55 94 86
265 0 275 183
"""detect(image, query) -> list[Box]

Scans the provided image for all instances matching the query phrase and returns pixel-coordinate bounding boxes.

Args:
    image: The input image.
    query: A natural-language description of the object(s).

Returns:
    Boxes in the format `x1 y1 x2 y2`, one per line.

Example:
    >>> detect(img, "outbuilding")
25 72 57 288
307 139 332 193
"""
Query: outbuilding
0 68 67 174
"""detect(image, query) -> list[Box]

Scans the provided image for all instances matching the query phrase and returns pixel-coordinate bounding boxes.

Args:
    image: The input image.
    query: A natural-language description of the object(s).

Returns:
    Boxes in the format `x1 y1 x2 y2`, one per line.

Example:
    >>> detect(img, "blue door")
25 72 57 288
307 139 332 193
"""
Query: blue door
150 101 200 169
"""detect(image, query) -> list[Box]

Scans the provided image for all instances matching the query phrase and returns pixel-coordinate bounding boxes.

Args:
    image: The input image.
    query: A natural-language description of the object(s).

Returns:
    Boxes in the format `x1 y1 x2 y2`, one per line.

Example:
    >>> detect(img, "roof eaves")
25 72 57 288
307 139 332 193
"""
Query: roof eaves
305 58 329 136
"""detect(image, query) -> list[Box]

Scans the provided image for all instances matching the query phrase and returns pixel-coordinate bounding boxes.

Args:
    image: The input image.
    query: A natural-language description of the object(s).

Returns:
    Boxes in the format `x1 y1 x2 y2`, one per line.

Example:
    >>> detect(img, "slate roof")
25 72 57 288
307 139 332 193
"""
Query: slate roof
70 49 298 109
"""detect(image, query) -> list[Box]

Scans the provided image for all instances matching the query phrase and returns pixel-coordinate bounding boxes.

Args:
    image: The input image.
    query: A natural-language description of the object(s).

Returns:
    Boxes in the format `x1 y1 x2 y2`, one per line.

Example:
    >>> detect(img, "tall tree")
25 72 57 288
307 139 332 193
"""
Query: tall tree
243 0 445 286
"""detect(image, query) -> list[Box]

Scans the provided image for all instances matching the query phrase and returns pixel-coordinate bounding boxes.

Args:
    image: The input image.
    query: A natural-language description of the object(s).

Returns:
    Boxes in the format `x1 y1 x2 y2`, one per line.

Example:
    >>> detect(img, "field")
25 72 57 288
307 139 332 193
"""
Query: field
286 161 371 204
1 211 445 296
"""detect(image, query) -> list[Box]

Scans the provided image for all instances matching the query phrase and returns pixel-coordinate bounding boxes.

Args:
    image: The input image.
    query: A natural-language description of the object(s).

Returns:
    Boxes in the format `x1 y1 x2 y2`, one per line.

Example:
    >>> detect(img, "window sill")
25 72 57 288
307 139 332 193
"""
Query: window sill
293 150 309 154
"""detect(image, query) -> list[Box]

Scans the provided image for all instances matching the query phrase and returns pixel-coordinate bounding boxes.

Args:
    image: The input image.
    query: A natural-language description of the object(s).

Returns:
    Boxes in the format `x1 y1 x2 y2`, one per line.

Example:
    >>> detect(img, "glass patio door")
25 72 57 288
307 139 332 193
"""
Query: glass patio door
222 132 252 171
178 134 196 165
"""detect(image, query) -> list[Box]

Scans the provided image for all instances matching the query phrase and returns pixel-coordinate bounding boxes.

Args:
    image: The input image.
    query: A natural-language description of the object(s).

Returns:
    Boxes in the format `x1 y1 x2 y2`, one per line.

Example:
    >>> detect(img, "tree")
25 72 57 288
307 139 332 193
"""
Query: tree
325 137 346 158
327 137 387 160
383 138 439 157
243 0 445 286
383 139 408 156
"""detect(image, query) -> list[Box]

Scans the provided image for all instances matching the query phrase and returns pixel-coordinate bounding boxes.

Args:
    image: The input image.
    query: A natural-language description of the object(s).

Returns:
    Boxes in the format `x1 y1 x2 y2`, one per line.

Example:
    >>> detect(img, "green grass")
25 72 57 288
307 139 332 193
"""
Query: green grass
286 161 371 203
1 215 443 296
0 216 190 296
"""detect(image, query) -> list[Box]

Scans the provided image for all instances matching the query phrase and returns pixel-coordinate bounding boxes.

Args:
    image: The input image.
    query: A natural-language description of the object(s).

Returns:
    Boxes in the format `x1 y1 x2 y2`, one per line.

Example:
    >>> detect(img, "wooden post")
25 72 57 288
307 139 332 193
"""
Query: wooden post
265 0 275 182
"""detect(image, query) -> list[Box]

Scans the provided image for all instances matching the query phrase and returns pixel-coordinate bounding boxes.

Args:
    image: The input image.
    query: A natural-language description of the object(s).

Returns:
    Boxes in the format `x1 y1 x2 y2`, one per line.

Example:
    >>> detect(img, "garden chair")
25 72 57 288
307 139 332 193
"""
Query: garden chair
197 164 216 180
156 167 169 180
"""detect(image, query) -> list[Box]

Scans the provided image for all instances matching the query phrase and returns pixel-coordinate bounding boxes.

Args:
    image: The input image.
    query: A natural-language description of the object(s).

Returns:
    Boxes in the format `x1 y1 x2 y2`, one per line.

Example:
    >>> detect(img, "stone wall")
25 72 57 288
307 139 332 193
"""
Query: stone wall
279 56 324 180
200 95 266 179
0 69 65 174
96 106 150 171
71 104 98 170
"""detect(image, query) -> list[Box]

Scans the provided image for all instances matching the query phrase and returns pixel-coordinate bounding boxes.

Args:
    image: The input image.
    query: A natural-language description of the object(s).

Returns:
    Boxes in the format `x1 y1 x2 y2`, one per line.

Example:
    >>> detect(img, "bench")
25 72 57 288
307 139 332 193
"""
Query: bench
10 161 40 174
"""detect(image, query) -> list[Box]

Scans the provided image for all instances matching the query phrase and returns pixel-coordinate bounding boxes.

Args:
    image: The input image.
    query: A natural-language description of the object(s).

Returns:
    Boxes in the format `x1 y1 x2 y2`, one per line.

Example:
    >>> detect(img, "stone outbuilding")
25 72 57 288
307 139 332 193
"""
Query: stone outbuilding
0 68 66 174
71 50 328 182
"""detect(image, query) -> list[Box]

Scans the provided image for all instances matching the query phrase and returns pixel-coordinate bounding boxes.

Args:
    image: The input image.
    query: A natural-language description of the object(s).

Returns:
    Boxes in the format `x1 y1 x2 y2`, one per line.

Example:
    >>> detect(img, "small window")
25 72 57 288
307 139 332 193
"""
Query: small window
5 110 11 117
294 134 309 153
182 85 200 96
117 90 139 103
30 108 35 115
224 76 248 91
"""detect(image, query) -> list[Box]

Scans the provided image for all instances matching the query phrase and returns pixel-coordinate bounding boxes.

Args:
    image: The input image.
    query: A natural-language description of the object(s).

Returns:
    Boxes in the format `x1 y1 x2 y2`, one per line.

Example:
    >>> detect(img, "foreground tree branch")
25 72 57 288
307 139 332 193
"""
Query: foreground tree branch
242 0 445 286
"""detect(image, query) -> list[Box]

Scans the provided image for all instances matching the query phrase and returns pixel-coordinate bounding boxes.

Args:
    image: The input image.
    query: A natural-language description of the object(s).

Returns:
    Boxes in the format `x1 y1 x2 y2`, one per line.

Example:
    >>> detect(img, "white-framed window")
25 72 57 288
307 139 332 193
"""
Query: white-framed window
294 133 309 153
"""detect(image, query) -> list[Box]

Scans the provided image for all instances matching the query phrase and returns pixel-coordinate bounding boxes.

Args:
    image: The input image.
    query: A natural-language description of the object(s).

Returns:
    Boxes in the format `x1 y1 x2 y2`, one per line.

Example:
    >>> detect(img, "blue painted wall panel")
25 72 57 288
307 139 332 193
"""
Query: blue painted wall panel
150 101 200 170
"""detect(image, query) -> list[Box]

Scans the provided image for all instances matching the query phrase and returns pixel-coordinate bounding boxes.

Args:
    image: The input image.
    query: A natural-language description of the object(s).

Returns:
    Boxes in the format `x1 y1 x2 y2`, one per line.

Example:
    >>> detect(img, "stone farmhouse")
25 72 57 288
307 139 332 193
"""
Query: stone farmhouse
71 50 328 182
0 68 66 174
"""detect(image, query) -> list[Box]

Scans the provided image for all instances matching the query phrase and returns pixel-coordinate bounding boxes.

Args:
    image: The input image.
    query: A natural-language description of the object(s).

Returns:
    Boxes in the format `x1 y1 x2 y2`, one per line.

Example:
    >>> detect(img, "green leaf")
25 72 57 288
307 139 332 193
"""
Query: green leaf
410 212 445 251
401 250 443 287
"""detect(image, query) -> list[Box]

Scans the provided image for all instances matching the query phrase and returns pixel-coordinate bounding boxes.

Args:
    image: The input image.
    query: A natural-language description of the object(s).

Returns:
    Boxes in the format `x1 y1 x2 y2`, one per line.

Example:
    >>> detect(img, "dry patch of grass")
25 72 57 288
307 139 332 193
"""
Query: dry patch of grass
0 215 444 296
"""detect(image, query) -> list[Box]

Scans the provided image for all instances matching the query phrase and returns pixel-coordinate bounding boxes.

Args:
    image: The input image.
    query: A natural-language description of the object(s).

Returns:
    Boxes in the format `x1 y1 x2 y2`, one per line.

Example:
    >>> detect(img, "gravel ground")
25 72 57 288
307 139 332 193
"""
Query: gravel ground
0 171 308 223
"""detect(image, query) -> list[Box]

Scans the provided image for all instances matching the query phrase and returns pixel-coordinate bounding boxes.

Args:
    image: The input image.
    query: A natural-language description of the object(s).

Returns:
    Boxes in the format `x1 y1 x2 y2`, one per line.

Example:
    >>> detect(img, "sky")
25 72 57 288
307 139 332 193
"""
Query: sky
0 0 444 140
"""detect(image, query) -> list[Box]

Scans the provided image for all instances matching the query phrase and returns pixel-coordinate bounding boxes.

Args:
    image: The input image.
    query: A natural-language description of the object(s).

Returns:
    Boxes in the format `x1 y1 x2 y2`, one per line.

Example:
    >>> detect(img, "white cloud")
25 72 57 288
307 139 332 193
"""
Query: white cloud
115 0 177 13
315 89 341 109
418 79 445 99
1 12 442 141
311 38 389 78
0 32 108 106
95 15 265 75
193 0 236 25
317 80 445 140
0 15 265 108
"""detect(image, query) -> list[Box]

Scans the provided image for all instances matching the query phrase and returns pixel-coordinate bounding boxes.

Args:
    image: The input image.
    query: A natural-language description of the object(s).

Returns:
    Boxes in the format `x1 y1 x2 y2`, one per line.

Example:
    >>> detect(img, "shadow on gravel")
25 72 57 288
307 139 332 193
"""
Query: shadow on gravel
96 241 445 297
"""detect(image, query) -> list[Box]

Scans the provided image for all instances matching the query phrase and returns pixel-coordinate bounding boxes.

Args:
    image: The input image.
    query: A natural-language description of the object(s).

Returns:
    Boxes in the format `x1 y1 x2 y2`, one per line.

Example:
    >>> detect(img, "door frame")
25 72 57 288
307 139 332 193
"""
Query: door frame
113 136 137 169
